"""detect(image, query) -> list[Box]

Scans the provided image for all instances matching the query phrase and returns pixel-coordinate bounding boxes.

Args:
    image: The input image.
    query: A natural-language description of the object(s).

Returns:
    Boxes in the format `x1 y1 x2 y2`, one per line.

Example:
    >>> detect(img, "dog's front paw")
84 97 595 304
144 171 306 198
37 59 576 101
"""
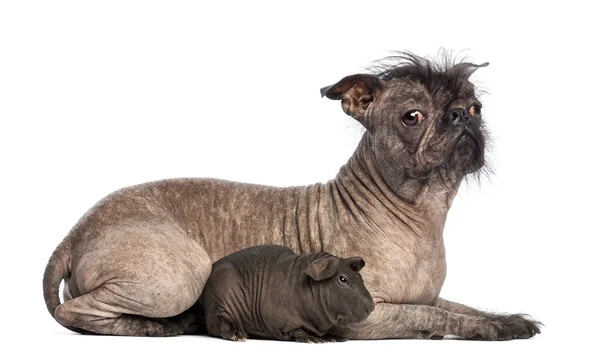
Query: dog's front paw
461 317 509 341
490 314 542 339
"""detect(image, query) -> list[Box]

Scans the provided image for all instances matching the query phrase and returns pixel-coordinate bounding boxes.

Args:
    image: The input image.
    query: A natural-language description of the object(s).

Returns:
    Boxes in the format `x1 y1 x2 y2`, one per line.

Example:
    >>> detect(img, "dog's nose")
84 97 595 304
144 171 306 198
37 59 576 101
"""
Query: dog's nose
445 108 469 124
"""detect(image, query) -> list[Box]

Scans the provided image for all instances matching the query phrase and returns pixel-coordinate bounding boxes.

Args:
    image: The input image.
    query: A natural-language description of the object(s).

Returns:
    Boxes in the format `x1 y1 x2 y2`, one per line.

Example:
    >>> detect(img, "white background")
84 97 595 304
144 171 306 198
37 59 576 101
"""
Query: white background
1 1 598 359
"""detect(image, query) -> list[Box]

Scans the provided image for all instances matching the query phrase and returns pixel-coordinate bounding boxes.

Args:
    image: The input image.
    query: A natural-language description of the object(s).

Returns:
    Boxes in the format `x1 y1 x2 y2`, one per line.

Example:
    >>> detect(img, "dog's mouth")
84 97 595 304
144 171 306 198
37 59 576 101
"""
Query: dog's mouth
457 126 481 145
456 131 478 152
450 127 485 171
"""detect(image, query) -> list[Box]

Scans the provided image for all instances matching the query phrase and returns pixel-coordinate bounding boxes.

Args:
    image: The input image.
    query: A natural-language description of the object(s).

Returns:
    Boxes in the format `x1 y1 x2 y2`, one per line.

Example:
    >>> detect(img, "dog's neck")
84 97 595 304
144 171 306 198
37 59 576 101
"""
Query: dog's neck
335 134 461 217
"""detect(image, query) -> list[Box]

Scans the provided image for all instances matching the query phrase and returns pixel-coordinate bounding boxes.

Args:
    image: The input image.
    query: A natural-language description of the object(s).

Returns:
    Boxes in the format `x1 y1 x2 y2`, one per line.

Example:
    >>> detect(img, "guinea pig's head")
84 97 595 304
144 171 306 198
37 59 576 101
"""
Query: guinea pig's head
304 254 375 325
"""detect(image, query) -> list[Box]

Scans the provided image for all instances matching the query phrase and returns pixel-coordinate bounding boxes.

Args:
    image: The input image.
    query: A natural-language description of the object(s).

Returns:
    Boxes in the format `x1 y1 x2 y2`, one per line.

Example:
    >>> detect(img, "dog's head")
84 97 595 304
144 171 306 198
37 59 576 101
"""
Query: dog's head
321 52 489 185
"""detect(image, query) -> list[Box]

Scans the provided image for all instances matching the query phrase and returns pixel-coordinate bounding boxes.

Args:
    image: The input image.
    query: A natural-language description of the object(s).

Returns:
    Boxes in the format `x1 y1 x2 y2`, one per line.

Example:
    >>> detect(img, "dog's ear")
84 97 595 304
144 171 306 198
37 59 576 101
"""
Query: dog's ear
453 62 489 78
320 74 383 124
305 255 340 281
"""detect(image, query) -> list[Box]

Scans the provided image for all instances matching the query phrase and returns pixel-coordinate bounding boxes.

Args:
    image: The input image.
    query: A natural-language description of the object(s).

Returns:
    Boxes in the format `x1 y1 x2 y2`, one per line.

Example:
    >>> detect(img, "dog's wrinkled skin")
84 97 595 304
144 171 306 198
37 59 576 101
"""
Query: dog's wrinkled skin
202 245 374 343
43 53 541 340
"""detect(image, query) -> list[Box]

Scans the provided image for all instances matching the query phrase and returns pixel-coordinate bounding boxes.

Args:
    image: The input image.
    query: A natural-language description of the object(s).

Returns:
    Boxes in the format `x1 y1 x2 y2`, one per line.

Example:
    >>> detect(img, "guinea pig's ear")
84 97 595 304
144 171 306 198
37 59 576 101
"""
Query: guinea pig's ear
347 257 365 272
304 256 340 281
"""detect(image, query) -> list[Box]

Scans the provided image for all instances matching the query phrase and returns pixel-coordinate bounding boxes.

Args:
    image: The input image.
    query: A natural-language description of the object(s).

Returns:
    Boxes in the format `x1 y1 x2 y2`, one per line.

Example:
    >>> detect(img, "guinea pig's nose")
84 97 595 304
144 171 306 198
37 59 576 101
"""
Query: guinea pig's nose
365 299 375 313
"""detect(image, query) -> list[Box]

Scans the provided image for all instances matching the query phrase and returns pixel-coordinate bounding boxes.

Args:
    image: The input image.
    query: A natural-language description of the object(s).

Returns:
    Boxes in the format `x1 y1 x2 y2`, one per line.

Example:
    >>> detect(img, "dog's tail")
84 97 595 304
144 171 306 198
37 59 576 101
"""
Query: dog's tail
43 238 71 318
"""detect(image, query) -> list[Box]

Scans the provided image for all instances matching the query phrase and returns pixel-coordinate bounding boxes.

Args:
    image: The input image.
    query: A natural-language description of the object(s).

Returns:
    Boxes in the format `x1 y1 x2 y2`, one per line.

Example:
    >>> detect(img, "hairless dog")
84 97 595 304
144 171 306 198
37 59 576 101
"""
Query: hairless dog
43 52 540 339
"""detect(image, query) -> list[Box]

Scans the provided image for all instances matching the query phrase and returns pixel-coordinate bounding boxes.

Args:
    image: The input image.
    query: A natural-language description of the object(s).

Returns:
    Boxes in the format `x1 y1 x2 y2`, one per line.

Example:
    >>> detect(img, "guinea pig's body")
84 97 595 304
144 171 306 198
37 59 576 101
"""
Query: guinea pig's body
201 245 374 343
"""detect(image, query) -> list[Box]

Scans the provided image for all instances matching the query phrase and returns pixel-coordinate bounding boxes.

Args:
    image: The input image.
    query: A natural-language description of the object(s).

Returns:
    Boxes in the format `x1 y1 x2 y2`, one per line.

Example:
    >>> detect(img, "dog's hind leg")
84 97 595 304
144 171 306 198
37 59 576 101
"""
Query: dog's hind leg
54 286 199 336
54 248 212 336
54 224 213 336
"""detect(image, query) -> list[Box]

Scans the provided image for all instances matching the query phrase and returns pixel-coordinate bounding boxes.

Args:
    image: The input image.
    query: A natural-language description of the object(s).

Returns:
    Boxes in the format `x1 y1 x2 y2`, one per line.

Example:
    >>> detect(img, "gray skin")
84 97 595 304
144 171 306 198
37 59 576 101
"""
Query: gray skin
201 245 375 343
43 53 541 340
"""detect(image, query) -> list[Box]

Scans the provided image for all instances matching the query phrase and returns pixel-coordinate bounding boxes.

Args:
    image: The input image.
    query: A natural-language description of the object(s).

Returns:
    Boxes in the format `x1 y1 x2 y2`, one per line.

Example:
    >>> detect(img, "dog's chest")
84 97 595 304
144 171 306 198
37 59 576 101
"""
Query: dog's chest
352 229 446 305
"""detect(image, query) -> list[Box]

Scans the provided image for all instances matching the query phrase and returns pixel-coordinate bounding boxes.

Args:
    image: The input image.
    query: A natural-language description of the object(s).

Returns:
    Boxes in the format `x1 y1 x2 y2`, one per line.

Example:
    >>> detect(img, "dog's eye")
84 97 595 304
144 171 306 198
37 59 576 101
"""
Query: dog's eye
337 274 349 286
402 110 425 126
468 105 482 117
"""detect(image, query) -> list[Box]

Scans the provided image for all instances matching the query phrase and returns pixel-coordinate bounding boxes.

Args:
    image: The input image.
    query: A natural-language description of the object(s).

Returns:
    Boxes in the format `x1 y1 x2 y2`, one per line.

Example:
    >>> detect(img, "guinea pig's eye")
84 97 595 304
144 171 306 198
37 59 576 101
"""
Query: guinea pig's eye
468 104 482 117
402 110 425 126
337 274 349 286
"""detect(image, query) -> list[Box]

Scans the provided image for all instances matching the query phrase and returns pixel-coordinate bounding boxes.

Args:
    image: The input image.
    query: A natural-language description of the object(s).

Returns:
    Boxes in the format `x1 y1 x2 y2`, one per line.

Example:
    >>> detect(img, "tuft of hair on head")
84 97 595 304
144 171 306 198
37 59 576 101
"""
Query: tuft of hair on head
366 49 489 99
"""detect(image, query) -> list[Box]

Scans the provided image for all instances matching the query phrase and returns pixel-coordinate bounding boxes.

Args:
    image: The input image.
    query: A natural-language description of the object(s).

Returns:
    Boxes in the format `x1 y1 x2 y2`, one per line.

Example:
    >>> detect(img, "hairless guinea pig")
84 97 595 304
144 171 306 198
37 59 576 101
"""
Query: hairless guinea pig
200 245 375 343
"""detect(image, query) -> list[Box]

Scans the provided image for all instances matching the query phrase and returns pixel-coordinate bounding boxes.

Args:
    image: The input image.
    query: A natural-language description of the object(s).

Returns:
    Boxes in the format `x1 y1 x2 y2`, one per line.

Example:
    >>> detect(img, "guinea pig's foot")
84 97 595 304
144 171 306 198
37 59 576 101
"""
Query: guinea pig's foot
294 333 328 344
321 334 348 343
288 328 328 343
229 331 248 341
224 331 247 342
294 335 327 344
